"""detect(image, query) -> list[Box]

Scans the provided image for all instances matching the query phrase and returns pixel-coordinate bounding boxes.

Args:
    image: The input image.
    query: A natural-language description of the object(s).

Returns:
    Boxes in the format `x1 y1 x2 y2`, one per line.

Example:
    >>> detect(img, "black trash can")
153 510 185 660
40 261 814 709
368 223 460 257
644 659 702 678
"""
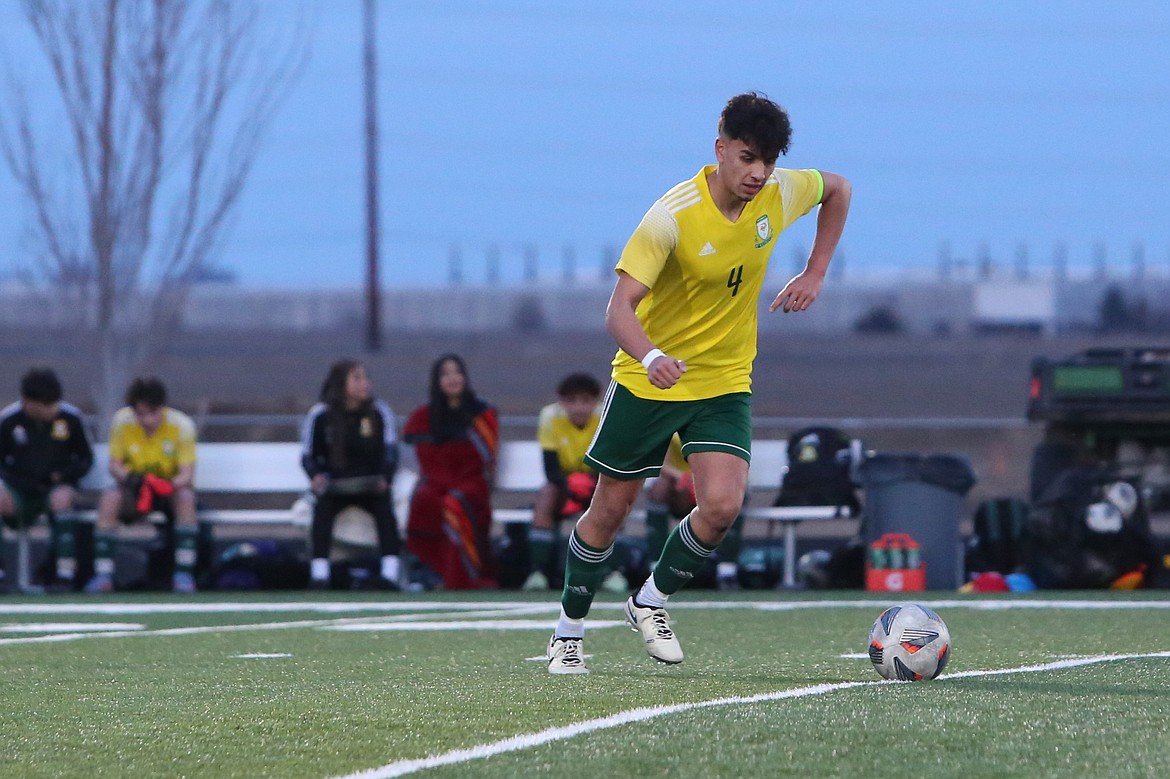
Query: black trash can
859 453 976 590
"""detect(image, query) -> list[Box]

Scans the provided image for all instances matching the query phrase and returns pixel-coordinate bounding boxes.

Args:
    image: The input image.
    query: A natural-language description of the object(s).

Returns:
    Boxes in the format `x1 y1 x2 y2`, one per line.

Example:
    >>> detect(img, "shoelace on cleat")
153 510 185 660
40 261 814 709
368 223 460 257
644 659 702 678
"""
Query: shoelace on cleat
650 611 673 640
556 639 584 666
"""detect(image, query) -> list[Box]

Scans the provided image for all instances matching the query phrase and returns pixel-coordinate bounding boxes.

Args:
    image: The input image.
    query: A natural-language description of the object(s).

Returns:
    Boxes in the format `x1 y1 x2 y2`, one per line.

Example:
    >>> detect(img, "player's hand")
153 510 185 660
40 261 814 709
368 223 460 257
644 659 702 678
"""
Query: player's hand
311 474 329 495
770 271 824 313
647 354 687 389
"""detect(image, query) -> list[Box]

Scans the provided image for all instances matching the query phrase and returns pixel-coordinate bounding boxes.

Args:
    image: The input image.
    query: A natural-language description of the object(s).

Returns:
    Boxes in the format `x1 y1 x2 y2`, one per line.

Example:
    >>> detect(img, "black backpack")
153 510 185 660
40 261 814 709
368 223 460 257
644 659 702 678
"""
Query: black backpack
1023 467 1154 589
774 427 860 513
967 497 1030 575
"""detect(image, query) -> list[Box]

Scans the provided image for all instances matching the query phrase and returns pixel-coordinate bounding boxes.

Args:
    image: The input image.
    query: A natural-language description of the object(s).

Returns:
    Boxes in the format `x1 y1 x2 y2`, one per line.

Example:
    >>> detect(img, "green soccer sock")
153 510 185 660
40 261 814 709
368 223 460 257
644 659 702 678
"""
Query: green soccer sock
528 527 556 576
651 514 717 595
175 525 198 577
51 515 77 583
93 531 118 579
560 528 613 620
644 505 670 563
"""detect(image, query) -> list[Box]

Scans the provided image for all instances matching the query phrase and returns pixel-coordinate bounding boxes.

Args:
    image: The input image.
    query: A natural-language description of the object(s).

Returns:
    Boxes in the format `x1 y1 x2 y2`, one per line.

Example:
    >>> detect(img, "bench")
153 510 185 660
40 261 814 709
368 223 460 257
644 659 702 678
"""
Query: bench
492 439 858 588
6 442 315 592
6 439 855 591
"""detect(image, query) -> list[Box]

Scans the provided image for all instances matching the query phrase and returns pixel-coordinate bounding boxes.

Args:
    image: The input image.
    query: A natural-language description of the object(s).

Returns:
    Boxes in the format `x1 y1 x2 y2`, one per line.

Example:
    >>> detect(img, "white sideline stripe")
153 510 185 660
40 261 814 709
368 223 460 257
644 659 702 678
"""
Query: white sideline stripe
328 619 626 632
0 622 144 633
329 651 1170 779
234 653 293 659
3 598 1170 616
0 602 567 616
0 607 553 647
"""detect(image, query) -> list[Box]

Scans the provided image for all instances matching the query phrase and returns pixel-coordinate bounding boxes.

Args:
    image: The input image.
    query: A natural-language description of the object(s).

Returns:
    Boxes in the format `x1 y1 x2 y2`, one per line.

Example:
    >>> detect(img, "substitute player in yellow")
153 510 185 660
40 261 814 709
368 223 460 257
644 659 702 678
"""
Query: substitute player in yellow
523 372 602 591
547 92 851 674
84 377 200 593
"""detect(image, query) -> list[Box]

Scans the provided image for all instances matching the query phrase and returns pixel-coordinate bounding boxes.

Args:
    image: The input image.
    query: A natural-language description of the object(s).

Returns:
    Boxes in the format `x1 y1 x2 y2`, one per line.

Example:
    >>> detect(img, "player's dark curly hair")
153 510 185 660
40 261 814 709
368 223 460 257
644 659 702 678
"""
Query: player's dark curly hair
20 367 62 404
718 92 792 164
556 372 601 398
125 376 167 409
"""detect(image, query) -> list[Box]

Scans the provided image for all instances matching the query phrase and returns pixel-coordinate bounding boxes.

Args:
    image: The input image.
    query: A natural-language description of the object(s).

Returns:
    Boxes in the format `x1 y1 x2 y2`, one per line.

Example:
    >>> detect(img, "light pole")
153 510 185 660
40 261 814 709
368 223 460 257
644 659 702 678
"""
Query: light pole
362 0 382 351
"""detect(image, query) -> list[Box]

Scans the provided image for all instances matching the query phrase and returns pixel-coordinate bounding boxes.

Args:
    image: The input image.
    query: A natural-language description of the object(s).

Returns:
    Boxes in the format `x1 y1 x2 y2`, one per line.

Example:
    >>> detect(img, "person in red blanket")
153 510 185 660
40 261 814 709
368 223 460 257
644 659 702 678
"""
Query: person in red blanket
404 354 499 589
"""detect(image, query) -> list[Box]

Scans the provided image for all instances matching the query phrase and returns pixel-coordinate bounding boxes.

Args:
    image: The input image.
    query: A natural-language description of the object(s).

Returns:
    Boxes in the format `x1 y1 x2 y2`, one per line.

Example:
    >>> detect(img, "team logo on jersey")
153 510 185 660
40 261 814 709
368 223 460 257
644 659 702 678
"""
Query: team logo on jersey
13 425 27 445
698 242 717 256
360 417 373 438
754 215 773 248
52 419 70 440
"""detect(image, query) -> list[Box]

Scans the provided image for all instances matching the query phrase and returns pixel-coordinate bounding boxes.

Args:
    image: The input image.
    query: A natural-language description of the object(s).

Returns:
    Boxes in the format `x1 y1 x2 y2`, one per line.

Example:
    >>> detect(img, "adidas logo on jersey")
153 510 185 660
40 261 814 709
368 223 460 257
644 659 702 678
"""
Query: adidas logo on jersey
698 242 717 256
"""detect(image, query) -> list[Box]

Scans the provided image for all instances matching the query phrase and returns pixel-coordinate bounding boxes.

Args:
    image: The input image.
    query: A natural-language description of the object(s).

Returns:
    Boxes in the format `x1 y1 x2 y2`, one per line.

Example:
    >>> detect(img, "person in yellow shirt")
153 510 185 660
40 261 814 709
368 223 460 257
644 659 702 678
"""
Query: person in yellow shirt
84 377 200 593
547 92 851 674
523 373 601 591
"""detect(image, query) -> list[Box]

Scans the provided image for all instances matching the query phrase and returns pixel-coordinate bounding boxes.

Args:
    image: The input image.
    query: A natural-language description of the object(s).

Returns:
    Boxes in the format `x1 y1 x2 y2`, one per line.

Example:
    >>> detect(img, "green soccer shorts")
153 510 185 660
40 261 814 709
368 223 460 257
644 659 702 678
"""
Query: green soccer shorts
584 382 752 480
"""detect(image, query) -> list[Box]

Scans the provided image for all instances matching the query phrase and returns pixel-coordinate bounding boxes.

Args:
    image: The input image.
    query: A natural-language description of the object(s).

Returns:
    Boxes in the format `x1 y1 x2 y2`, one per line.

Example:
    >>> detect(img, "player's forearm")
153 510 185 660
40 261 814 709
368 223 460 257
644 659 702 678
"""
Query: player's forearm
606 305 656 363
806 173 851 276
172 465 195 489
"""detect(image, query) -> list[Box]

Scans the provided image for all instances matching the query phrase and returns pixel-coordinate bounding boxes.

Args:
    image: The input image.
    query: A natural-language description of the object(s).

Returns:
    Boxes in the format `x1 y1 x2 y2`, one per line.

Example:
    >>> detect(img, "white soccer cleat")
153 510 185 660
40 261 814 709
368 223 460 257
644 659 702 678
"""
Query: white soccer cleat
624 596 683 665
547 633 590 675
522 571 550 591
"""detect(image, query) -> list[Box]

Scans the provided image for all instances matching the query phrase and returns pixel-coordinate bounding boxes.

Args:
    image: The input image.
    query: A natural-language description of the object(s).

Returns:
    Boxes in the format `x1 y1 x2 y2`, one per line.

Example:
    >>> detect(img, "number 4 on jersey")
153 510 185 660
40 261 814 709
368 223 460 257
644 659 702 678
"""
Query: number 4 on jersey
727 264 744 297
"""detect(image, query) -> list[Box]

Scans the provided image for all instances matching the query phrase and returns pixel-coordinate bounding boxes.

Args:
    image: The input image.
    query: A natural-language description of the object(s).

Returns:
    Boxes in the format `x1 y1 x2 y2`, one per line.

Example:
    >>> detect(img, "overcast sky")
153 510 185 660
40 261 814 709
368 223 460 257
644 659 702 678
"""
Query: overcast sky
1 1 1168 289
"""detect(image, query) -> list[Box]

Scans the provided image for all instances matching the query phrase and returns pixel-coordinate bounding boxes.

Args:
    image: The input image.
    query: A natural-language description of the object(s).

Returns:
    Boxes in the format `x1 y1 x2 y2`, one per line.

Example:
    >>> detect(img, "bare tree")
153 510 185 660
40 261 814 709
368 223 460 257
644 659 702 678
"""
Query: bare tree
0 0 305 426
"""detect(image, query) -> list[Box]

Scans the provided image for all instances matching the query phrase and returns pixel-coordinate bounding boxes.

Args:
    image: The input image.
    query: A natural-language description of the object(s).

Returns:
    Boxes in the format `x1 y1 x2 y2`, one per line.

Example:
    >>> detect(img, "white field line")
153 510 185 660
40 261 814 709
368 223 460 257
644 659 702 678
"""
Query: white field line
327 619 627 632
330 650 1170 779
0 605 555 647
1 598 1169 617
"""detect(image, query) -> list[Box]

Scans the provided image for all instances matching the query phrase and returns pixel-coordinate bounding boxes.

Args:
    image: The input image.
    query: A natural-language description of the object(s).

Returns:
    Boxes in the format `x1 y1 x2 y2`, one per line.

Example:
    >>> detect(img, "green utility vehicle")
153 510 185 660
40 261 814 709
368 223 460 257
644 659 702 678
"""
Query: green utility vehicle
1027 346 1170 507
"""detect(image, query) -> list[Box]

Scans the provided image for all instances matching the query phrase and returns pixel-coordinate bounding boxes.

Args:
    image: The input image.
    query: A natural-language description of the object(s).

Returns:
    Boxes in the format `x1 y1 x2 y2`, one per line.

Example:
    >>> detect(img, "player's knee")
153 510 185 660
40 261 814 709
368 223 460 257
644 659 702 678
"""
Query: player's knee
697 493 742 529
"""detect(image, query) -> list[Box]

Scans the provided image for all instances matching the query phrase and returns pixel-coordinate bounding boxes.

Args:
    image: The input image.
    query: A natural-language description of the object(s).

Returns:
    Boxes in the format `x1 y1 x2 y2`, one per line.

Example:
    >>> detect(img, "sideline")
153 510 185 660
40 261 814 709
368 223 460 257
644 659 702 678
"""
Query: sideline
330 651 1170 779
2 597 1169 616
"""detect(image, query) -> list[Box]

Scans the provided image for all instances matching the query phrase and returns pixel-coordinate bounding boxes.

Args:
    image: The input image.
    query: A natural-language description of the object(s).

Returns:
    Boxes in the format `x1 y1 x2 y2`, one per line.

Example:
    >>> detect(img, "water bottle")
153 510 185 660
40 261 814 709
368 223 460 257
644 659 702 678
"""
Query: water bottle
905 538 921 571
887 537 905 570
868 541 887 570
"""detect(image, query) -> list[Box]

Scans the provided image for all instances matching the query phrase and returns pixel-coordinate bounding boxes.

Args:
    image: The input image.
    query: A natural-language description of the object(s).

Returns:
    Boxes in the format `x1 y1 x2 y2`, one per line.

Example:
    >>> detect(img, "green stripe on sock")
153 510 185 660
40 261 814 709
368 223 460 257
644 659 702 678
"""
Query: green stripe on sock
652 516 715 595
561 529 612 620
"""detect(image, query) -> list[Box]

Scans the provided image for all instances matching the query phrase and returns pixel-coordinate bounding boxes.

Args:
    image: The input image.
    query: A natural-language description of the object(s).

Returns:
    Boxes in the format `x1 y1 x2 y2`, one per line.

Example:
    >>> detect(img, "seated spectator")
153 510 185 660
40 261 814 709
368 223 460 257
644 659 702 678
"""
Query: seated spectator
0 368 94 592
301 359 403 590
84 377 199 593
404 354 498 589
523 372 602 591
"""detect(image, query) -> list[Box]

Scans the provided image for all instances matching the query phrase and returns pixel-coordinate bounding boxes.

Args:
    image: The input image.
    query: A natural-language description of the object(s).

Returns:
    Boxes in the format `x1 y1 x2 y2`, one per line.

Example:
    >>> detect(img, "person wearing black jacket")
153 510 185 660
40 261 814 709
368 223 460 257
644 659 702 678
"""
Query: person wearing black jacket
0 368 94 590
300 359 402 590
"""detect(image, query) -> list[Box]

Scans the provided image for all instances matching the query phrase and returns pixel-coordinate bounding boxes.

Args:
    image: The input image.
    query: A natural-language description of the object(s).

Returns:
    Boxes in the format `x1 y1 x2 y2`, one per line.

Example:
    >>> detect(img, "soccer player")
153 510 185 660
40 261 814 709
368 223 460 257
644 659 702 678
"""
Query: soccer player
0 368 94 592
546 92 851 674
523 372 602 591
84 377 200 593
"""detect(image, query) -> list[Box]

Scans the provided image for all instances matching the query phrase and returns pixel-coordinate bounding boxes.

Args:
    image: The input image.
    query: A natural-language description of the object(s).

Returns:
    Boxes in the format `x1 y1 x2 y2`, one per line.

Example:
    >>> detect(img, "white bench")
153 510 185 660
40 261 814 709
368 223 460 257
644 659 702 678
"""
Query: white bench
79 442 312 525
492 440 857 588
8 442 317 591
2 441 419 590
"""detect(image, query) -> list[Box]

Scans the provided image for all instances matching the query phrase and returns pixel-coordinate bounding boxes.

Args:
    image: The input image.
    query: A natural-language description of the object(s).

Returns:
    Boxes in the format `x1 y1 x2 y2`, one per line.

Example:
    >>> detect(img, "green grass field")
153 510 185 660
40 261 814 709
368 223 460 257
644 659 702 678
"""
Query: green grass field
2 591 1169 778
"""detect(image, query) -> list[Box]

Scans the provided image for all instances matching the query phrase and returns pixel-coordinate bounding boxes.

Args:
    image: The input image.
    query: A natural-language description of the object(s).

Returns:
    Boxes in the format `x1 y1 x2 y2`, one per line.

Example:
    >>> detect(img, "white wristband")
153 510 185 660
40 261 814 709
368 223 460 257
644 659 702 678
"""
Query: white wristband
641 348 666 370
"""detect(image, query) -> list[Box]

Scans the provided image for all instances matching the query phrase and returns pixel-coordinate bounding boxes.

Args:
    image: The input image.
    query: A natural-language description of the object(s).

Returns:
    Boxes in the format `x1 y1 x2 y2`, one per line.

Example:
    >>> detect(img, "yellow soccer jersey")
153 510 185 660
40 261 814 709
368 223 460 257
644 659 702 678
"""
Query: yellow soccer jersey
613 165 824 400
108 406 197 480
537 402 599 476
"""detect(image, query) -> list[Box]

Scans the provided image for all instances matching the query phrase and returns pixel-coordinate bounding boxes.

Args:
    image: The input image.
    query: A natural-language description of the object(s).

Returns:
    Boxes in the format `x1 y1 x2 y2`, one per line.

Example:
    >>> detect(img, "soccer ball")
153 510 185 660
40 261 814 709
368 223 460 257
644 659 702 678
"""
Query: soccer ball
868 603 951 681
